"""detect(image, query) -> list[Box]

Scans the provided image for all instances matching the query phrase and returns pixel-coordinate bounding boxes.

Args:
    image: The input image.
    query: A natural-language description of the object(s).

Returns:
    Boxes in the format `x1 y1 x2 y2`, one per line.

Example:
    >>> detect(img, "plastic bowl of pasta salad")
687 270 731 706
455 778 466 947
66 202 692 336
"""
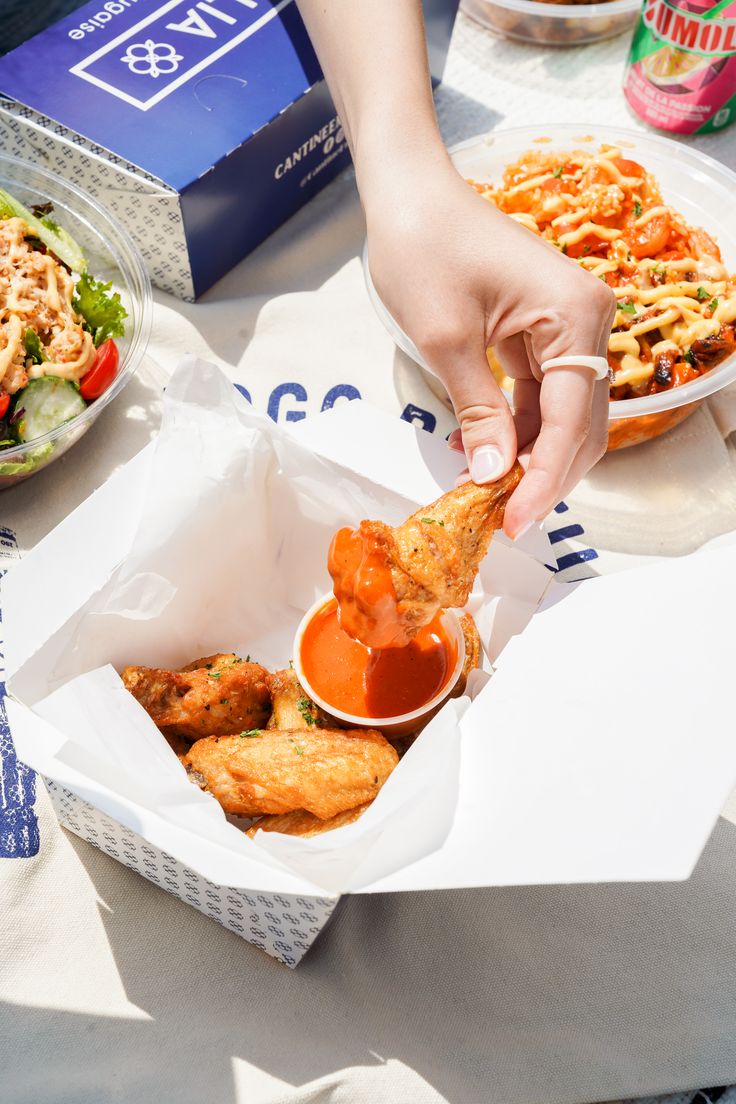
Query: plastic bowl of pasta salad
363 125 736 451
0 152 151 486
460 0 640 47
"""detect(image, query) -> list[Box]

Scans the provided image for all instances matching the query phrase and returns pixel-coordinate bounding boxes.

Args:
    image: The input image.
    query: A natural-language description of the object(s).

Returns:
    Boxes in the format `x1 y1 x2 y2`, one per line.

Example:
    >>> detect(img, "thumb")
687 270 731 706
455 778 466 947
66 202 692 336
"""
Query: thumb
433 343 518 483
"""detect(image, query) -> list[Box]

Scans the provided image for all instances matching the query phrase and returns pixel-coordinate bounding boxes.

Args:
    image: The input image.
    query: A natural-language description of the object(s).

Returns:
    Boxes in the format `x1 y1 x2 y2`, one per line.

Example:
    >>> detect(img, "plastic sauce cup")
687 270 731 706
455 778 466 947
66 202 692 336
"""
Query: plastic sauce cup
294 593 466 738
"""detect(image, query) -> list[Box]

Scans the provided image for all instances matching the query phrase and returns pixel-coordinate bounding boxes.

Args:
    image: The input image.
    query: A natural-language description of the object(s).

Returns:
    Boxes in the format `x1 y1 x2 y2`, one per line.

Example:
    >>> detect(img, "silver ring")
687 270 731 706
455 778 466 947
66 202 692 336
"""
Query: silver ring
540 356 610 381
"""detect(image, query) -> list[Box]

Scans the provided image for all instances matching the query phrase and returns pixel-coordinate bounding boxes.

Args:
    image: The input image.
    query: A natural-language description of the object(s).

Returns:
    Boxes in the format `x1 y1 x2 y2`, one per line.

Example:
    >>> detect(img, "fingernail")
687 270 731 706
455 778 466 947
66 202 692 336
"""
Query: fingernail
470 445 505 484
446 429 463 452
512 521 533 542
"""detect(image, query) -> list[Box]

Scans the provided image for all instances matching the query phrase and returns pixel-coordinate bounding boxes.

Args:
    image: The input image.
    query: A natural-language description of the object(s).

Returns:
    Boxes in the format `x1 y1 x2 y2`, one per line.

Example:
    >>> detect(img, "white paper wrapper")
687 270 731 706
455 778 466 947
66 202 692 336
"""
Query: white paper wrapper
6 358 736 901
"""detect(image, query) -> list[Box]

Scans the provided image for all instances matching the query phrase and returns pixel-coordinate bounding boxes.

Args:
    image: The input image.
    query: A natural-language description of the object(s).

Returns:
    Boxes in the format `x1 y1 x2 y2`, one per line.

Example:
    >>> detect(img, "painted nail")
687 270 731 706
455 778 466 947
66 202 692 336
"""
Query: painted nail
446 429 464 452
512 521 533 542
470 445 505 484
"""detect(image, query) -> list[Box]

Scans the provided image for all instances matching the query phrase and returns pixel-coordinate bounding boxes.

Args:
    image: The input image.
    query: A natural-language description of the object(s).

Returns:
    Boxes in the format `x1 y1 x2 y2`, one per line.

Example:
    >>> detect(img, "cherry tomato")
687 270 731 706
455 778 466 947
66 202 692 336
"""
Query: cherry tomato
689 227 722 262
0 393 9 419
613 157 645 178
79 339 119 401
630 213 671 259
672 361 700 388
554 222 602 259
581 165 610 187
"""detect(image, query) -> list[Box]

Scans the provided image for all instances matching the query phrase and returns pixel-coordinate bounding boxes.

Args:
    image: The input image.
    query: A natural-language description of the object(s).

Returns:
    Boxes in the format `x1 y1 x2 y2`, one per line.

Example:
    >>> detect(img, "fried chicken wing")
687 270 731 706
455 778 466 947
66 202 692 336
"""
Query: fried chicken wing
267 668 330 730
122 654 271 742
328 463 522 648
453 612 482 698
182 727 398 819
245 803 371 839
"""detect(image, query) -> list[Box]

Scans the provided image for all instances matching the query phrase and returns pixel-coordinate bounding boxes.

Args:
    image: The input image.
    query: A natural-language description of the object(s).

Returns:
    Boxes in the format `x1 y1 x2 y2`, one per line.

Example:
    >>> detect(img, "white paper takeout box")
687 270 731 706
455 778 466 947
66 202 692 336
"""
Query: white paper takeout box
6 359 736 966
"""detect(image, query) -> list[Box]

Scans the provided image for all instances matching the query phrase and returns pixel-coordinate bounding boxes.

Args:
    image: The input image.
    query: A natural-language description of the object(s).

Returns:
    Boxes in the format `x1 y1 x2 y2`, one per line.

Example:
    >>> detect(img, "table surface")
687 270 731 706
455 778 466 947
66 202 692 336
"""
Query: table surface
3 13 736 1104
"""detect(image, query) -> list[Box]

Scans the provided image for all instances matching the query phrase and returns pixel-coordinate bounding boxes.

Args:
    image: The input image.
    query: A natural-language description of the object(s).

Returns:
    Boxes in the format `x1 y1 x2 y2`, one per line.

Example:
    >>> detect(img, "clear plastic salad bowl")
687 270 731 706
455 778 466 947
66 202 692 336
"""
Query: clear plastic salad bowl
363 125 736 451
460 0 641 47
0 153 151 487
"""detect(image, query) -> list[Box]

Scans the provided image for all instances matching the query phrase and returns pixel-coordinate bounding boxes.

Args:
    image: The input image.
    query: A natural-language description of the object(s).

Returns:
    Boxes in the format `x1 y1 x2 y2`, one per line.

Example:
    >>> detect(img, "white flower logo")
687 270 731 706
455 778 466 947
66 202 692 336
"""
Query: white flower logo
120 40 183 79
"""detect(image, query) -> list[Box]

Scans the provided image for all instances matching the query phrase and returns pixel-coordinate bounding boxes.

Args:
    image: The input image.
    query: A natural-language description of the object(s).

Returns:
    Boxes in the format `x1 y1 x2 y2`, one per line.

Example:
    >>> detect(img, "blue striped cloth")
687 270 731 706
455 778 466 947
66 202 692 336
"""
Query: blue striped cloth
0 526 38 857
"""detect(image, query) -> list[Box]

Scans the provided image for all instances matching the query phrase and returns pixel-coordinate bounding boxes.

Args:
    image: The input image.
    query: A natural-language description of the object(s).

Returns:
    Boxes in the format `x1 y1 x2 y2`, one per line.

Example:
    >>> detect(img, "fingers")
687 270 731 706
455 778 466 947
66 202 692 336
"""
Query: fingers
424 335 518 484
512 376 542 451
556 375 609 496
503 363 607 539
500 276 614 538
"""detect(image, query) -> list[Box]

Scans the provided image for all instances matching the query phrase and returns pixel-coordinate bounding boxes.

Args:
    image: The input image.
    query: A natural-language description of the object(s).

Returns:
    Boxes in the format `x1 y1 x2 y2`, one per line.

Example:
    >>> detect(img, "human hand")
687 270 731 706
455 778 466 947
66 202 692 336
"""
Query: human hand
362 153 617 540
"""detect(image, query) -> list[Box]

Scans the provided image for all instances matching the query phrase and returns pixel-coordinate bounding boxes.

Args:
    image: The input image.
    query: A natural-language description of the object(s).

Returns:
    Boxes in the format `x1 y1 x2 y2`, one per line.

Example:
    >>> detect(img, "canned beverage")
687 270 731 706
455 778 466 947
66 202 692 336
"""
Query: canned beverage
623 0 736 133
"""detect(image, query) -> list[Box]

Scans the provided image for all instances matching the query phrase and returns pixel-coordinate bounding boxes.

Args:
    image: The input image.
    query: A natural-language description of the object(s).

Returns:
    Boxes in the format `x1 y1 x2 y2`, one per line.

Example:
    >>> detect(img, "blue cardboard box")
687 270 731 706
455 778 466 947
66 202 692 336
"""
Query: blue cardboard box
0 0 458 299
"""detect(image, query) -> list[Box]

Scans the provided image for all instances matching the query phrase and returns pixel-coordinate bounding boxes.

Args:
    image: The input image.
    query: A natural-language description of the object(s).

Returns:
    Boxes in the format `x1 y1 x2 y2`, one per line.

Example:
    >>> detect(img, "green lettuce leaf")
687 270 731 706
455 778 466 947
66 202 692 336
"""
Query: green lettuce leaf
0 186 86 272
23 328 46 365
72 273 127 346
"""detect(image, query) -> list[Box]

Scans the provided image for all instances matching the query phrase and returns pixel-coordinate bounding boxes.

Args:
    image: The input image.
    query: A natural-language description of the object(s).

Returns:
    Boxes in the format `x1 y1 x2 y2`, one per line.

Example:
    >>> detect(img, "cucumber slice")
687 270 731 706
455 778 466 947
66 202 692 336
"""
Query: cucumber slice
13 377 87 444
0 187 87 273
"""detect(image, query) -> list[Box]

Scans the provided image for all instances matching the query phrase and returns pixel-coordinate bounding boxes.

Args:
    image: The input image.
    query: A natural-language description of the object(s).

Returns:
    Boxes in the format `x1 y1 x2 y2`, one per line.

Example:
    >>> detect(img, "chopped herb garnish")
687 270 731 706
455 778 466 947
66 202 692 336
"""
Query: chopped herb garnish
207 671 222 680
709 297 719 312
696 286 710 301
288 659 294 670
219 699 229 705
245 654 251 662
23 328 46 365
294 745 304 756
552 166 563 179
421 517 435 524
30 201 54 219
561 242 568 256
684 348 696 366
634 200 642 218
240 729 261 738
582 244 591 256
231 657 242 665
297 696 317 726
205 662 213 669
619 301 637 315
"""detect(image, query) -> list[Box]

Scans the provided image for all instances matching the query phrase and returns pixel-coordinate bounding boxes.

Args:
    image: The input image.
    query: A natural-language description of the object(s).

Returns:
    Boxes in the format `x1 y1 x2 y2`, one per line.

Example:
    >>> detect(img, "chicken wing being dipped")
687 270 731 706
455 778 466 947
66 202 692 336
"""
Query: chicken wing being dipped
328 462 523 649
122 653 271 743
182 727 398 819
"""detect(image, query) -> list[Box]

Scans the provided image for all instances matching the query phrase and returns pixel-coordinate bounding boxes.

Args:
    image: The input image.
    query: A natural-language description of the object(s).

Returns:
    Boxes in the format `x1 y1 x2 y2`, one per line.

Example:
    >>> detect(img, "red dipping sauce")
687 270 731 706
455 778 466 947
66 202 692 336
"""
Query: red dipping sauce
299 597 458 720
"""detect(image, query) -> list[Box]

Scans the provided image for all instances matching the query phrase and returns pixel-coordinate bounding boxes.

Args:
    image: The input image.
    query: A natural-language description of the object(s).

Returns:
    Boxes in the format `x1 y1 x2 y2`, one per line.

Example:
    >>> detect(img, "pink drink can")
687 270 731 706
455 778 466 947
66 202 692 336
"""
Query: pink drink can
623 0 736 133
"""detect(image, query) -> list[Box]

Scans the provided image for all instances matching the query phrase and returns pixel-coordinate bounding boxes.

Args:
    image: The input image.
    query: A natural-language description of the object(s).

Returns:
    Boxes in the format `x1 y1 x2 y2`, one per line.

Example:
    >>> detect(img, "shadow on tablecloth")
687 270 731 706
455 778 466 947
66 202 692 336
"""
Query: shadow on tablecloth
4 812 736 1104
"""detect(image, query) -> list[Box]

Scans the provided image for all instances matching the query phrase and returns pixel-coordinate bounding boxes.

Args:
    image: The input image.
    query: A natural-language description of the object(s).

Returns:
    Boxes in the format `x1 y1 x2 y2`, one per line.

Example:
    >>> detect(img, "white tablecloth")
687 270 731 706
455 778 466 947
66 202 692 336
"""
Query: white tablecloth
3 14 736 1104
